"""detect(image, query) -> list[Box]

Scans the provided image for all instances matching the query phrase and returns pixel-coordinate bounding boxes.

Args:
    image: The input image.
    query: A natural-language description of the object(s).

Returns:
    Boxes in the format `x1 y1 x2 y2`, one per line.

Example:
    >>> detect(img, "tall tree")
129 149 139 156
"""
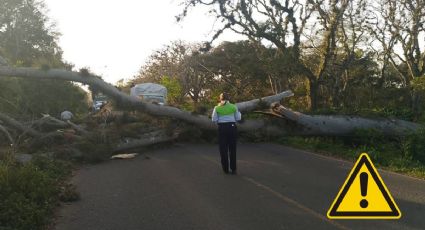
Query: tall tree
368 0 425 85
0 0 63 67
198 41 269 101
136 41 190 84
178 0 355 111
0 0 87 117
368 0 425 116
134 41 206 105
323 0 370 107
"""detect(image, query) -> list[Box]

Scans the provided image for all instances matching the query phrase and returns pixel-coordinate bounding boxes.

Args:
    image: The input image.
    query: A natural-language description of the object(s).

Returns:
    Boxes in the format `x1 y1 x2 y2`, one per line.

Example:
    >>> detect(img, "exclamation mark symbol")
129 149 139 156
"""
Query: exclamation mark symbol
360 172 369 208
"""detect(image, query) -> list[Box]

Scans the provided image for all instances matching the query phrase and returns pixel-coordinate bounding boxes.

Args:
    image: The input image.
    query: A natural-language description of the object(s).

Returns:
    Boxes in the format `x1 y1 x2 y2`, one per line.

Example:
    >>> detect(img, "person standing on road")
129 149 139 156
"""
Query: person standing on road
211 93 242 175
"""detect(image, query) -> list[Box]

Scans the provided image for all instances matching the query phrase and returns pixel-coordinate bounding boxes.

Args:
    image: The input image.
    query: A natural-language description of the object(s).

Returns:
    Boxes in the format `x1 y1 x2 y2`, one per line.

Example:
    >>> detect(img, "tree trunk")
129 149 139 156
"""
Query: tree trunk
0 66 422 137
411 90 421 120
272 103 420 136
0 124 14 145
0 112 41 137
309 80 319 111
113 130 179 152
0 66 291 134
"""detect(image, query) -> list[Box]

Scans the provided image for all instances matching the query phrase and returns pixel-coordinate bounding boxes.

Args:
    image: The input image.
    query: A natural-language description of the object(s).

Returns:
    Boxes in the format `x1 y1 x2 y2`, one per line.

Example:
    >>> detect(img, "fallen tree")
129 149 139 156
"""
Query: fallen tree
0 123 14 146
113 130 180 152
0 66 291 134
0 65 423 144
270 103 421 136
36 114 89 135
0 112 41 137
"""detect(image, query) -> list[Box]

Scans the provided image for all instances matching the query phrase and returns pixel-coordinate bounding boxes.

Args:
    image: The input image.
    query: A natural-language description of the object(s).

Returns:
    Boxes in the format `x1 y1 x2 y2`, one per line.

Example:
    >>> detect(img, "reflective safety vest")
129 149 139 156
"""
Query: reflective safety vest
215 102 237 116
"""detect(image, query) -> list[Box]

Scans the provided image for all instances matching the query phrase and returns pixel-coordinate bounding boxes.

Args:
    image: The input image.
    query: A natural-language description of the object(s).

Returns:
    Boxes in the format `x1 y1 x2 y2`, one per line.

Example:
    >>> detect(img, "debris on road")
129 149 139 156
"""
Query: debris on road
110 153 139 160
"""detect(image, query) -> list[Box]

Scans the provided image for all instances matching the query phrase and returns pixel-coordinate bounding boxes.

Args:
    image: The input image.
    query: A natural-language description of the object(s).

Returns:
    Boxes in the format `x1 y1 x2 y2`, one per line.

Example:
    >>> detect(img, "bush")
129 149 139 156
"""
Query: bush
59 183 80 203
73 130 116 163
351 128 386 147
74 141 113 163
277 131 425 178
0 156 72 230
350 146 383 164
403 128 425 164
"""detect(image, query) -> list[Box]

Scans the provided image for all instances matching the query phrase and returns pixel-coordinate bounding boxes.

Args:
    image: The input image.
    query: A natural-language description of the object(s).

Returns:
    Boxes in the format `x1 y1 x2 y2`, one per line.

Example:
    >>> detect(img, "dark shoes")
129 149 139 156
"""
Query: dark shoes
222 168 237 175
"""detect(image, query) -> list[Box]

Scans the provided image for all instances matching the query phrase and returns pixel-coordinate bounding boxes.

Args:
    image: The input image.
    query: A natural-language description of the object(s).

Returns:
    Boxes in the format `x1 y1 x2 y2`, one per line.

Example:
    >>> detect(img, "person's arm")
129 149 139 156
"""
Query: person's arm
235 107 242 121
211 107 218 123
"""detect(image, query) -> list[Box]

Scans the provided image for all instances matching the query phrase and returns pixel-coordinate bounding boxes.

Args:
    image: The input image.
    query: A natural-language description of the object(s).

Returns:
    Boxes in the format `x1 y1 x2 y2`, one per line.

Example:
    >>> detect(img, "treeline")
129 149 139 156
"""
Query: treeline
0 2 85 229
132 0 424 121
0 0 88 118
132 39 424 120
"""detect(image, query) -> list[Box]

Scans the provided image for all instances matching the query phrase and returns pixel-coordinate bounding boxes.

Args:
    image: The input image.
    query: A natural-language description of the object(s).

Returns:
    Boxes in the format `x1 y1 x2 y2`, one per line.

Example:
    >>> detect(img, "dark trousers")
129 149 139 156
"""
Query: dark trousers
218 122 237 172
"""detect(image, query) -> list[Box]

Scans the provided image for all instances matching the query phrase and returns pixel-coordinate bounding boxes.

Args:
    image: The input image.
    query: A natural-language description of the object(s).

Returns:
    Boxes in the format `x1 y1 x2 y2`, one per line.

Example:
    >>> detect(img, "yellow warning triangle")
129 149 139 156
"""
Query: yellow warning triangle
327 153 401 219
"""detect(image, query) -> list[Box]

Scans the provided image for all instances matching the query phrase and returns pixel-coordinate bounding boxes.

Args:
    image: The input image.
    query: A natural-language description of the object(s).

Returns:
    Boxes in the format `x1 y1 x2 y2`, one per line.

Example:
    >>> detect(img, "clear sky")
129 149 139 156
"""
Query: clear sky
44 0 241 84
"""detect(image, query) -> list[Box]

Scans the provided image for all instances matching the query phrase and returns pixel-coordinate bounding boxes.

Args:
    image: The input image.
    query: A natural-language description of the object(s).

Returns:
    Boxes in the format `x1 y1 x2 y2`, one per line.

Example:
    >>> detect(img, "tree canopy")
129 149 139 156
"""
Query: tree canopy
177 0 425 114
0 0 88 117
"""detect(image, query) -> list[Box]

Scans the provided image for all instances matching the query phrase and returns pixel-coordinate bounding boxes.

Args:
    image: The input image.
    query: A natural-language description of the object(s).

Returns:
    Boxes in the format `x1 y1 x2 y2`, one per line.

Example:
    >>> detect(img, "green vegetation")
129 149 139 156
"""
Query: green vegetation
0 151 75 230
276 129 425 179
134 38 425 178
131 0 425 180
160 76 183 106
0 0 88 118
0 1 85 228
0 78 88 117
0 0 424 228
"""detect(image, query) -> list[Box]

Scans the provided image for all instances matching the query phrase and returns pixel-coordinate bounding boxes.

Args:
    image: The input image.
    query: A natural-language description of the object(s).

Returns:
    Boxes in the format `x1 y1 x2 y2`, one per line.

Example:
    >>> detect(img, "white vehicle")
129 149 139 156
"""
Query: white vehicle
130 83 167 105
93 94 108 111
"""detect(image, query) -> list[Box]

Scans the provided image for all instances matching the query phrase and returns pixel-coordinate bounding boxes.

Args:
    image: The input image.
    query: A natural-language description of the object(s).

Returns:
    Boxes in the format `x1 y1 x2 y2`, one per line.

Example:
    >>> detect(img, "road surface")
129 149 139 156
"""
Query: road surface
55 143 425 230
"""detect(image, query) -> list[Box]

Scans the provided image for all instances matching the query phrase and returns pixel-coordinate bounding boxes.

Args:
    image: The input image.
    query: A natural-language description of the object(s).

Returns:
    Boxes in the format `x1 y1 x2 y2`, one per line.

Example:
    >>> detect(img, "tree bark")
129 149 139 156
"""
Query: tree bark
236 90 293 112
0 112 41 137
0 124 14 145
30 130 83 149
31 114 88 134
44 115 89 135
0 66 290 133
114 130 179 152
309 80 319 111
272 103 421 136
0 66 422 137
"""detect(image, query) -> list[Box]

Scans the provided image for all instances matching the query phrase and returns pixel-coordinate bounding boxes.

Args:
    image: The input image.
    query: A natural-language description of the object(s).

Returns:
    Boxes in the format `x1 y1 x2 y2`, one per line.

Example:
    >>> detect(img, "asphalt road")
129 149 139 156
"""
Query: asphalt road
54 143 425 230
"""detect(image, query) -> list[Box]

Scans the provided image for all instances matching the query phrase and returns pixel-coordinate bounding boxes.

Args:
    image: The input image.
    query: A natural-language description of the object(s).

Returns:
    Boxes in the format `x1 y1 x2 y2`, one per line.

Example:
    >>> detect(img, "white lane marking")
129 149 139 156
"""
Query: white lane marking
201 156 351 230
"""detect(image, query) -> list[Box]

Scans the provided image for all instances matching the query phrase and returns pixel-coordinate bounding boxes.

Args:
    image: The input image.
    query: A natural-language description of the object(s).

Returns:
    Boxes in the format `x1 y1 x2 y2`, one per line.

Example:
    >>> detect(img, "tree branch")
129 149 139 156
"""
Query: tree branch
271 103 421 136
0 123 14 145
113 130 179 152
0 111 41 137
0 66 287 133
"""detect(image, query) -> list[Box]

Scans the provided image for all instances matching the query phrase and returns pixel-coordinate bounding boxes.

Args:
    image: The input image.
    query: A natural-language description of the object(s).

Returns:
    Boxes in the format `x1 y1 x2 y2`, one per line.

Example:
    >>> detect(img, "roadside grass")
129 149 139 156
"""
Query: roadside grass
0 150 77 230
276 133 425 179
